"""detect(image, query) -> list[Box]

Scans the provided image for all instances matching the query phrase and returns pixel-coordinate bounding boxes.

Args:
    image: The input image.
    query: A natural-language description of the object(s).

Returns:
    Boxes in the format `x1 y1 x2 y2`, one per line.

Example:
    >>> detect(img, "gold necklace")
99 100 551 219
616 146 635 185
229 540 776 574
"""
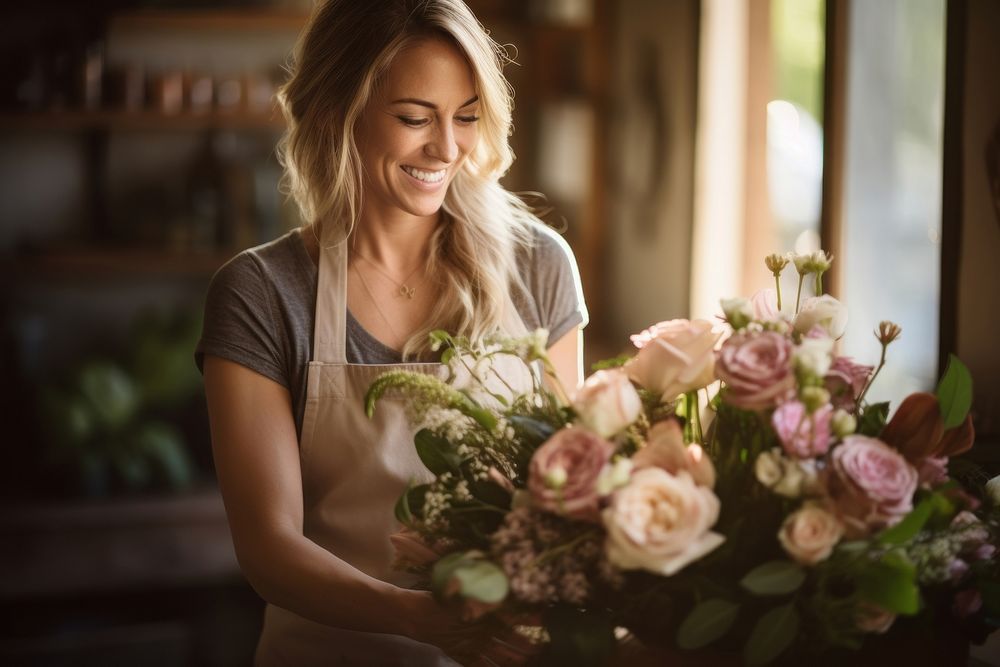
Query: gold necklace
353 263 405 348
354 251 425 299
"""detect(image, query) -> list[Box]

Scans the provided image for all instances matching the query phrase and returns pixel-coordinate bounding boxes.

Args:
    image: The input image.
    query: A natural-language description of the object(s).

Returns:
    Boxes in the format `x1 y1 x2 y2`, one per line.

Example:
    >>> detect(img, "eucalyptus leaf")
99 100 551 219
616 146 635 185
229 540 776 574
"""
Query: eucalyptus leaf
430 552 470 600
676 598 740 650
936 354 973 430
740 560 806 596
744 603 799 666
450 560 509 603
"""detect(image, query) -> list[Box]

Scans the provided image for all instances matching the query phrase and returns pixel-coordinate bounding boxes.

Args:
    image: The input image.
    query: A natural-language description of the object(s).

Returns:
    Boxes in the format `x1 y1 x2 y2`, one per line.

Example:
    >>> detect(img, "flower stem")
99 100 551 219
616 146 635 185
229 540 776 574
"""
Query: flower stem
815 271 824 297
855 343 888 410
795 273 805 313
774 274 783 311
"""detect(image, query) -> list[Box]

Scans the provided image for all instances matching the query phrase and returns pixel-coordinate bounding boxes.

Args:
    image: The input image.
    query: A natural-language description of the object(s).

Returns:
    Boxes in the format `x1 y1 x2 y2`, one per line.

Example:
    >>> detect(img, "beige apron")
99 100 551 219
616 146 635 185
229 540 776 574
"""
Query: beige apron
255 234 532 666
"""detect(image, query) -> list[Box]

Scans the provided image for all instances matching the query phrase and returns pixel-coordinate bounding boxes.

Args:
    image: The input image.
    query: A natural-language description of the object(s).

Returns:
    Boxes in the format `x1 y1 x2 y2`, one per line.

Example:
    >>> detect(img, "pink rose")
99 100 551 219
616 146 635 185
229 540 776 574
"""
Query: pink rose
626 319 720 402
778 504 844 565
603 468 725 576
716 331 796 410
827 436 919 536
528 427 614 521
772 401 833 458
572 369 642 437
824 356 872 410
856 602 895 634
953 589 983 618
632 419 716 488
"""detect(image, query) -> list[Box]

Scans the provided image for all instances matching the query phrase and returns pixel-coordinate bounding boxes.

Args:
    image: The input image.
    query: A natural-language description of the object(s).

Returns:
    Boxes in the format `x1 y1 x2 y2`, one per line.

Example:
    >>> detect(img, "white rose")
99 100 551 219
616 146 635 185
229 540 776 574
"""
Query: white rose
778 504 844 565
572 369 642 438
794 295 848 339
603 468 725 576
986 476 1000 506
755 448 814 498
721 297 753 329
750 288 781 321
793 336 835 378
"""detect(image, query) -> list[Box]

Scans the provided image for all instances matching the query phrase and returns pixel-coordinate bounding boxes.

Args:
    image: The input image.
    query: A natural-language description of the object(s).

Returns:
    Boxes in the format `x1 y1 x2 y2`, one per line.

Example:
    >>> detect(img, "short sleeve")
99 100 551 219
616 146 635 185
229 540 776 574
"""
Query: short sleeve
195 253 288 388
527 225 589 346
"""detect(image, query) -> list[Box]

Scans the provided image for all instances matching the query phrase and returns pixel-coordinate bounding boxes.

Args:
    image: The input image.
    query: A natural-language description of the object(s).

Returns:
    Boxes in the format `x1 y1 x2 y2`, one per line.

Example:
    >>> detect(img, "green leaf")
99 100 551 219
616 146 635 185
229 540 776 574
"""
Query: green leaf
134 423 193 490
542 606 616 667
508 415 556 446
936 354 973 430
744 603 799 667
414 429 463 475
857 551 920 615
591 354 633 371
450 560 509 603
857 402 890 437
740 560 806 596
395 483 429 524
430 552 470 600
677 598 740 650
878 498 934 545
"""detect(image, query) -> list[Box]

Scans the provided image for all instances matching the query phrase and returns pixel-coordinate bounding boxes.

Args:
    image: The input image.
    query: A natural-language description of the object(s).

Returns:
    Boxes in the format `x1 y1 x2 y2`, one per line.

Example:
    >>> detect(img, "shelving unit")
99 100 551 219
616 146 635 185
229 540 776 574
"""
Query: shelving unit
0 110 284 131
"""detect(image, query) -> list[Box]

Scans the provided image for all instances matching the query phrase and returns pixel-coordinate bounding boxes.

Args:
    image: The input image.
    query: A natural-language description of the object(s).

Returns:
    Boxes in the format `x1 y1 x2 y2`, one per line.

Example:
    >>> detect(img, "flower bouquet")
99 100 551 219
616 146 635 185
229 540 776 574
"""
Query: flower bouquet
366 252 998 666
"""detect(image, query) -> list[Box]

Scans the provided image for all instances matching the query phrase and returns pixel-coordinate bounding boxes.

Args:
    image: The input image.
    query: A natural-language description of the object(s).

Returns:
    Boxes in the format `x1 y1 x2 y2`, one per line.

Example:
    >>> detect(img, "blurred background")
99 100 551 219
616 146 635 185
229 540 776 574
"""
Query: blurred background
1 0 998 664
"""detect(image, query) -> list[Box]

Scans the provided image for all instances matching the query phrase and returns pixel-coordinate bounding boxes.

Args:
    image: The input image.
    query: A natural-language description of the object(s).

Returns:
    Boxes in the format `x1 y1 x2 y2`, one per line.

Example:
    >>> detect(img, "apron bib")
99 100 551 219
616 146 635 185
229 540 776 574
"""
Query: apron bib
255 234 531 666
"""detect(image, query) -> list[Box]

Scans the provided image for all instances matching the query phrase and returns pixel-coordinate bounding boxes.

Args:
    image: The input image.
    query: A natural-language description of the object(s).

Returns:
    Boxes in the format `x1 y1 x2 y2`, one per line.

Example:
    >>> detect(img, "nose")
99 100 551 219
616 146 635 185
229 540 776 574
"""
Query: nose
425 120 459 164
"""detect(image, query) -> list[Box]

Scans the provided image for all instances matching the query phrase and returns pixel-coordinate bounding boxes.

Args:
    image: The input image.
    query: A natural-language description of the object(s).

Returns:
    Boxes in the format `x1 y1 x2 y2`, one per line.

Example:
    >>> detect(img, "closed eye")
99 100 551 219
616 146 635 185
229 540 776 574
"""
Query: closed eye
399 117 429 127
456 115 480 124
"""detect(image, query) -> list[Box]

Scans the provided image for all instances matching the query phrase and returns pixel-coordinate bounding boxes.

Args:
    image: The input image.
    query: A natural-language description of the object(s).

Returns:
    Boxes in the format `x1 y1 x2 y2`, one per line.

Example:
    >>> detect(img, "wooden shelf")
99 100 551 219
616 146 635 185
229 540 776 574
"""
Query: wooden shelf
6 248 232 279
0 488 240 598
0 110 284 132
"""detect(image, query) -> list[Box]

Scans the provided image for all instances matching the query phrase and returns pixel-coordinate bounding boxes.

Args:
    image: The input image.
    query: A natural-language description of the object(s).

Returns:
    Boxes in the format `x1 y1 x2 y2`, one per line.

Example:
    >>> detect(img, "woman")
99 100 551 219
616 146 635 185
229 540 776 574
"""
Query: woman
197 0 587 664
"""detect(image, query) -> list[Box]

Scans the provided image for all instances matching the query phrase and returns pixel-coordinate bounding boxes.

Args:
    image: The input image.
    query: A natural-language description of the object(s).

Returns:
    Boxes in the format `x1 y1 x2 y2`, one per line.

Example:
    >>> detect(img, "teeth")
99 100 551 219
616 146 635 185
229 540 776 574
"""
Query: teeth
402 166 446 183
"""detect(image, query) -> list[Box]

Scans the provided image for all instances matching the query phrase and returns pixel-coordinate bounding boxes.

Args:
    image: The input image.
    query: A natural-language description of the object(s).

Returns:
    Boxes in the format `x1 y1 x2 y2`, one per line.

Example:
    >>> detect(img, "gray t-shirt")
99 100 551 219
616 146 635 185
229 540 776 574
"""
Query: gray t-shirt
195 224 588 435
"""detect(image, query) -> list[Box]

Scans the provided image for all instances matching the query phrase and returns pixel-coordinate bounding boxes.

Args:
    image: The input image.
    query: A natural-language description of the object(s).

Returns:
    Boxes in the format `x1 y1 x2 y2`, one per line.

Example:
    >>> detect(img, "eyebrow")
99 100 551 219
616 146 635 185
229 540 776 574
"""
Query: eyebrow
390 95 479 110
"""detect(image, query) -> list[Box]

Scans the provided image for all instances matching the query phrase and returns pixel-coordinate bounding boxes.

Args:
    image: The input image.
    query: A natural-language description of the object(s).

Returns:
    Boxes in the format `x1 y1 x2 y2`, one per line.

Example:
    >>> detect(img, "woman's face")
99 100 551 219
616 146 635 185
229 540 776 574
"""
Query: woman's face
356 37 480 221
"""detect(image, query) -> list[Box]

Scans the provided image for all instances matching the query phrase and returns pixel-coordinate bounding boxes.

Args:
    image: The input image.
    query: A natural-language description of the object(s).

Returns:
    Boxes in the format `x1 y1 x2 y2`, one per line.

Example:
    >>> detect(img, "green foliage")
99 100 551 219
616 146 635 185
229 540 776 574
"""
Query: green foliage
740 560 806 596
676 598 741 650
541 606 616 667
414 429 463 476
936 354 973 430
744 603 800 666
394 482 429 525
856 550 920 615
878 499 935 545
430 552 508 604
591 354 633 371
856 402 890 437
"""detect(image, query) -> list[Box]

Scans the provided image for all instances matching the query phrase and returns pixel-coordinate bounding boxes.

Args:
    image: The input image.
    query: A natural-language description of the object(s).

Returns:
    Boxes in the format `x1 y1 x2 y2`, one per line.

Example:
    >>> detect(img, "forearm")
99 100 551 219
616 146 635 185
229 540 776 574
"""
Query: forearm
235 526 423 637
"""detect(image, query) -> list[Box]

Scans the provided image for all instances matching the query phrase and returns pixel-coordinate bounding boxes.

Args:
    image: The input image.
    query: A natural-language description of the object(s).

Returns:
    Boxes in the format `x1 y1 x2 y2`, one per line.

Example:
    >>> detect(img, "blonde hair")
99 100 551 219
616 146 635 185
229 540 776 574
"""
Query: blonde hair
277 0 544 358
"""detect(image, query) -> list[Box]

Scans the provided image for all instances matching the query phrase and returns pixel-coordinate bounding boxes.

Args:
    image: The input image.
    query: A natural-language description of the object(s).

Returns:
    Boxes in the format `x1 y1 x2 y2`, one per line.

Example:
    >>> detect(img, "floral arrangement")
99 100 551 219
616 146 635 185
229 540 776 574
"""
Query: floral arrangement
366 252 998 666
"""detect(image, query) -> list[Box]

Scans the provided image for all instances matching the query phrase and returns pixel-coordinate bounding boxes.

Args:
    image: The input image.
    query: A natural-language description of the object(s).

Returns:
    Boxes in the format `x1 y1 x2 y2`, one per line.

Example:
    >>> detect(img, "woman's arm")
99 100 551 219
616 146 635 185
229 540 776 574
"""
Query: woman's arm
547 325 583 393
203 355 451 640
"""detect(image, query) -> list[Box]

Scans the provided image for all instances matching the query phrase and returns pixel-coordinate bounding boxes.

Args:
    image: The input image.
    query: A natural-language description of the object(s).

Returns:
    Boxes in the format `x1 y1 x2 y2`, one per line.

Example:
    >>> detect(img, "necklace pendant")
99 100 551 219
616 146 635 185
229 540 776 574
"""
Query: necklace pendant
399 285 415 299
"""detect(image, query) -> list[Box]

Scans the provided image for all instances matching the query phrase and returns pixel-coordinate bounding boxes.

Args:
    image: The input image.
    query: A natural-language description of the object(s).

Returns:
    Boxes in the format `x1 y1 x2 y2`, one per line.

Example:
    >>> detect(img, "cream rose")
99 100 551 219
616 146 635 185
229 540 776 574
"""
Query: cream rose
603 468 725 576
626 319 720 403
794 295 848 339
632 419 716 488
778 504 844 565
572 369 642 437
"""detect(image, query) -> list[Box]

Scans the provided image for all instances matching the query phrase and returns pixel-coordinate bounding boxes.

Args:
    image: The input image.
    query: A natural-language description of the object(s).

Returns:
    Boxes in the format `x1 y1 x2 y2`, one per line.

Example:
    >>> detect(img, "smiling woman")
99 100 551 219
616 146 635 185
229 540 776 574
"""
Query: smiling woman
194 0 587 665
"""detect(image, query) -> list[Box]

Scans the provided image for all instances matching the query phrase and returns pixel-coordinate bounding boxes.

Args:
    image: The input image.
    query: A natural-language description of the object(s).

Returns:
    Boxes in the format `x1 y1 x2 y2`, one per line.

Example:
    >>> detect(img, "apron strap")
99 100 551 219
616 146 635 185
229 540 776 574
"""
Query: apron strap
313 235 348 364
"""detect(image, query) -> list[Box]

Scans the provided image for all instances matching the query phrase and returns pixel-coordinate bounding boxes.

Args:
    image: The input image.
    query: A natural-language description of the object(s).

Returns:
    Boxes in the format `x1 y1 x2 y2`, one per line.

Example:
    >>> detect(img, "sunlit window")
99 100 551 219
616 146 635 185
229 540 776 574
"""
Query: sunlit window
839 0 946 406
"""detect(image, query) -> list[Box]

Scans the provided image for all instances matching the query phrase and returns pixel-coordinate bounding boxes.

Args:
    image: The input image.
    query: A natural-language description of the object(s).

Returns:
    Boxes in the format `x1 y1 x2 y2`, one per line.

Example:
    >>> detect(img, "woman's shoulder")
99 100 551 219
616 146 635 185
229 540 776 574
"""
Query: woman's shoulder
210 229 314 295
518 221 578 272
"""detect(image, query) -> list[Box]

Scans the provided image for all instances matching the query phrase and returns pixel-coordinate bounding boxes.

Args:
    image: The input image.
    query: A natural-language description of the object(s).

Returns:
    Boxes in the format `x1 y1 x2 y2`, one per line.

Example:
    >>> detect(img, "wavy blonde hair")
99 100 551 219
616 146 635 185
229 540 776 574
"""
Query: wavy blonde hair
277 0 544 358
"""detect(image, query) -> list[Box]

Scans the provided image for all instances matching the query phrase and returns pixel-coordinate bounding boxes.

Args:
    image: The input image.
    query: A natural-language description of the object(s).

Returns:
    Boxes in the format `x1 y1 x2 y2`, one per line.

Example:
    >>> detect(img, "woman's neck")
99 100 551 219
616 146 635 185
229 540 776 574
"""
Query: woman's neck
300 211 440 273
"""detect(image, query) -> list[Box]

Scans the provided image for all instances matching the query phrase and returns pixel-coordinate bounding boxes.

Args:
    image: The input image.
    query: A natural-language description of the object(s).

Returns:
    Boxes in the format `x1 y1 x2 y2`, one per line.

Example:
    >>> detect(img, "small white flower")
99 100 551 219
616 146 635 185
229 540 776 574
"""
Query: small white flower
596 458 634 496
794 336 834 378
985 476 1000 506
720 297 754 329
831 409 857 438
